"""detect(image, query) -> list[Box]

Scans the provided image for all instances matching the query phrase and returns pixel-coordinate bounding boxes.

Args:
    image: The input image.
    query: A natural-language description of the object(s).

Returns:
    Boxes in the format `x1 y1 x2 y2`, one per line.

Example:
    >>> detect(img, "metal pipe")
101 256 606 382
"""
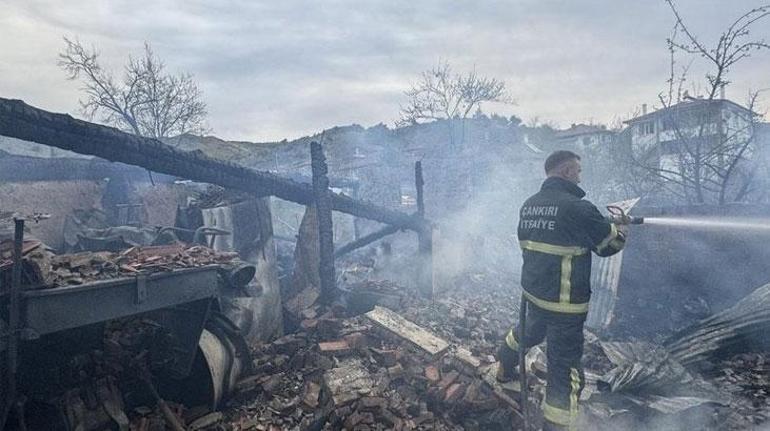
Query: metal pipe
223 261 257 288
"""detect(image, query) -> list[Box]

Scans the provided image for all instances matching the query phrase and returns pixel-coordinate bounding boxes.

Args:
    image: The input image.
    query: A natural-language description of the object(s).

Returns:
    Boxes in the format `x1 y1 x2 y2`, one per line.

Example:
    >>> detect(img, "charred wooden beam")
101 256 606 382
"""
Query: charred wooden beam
0 98 425 232
334 224 402 258
311 142 336 304
415 161 433 298
1 219 24 430
416 160 425 218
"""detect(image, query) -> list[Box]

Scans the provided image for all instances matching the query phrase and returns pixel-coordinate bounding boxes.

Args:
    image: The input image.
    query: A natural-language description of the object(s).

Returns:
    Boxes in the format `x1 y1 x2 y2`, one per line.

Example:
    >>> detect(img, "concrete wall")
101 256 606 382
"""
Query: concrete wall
1 180 105 248
611 204 770 340
0 179 182 250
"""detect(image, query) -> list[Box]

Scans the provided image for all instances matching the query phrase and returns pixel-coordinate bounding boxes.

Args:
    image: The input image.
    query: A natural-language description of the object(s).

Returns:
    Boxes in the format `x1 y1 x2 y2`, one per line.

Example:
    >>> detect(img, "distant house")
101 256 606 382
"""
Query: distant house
553 123 615 151
623 98 756 171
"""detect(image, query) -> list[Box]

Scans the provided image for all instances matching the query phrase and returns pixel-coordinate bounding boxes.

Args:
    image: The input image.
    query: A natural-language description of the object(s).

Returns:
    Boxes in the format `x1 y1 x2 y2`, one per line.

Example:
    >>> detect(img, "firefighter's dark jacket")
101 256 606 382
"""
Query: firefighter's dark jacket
518 177 626 314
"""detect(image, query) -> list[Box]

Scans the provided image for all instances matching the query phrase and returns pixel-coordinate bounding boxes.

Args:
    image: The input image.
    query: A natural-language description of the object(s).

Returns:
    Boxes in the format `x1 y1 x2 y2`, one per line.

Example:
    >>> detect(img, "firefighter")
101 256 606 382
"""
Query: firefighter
497 150 626 431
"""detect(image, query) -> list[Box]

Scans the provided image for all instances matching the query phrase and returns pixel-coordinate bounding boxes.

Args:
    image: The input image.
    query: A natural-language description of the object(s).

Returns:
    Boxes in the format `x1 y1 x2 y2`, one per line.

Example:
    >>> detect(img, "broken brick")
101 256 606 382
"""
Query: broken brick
424 365 441 383
272 334 306 355
324 359 377 406
317 318 343 339
302 382 321 409
300 319 319 331
443 383 466 403
437 370 459 391
378 408 403 428
371 348 400 367
262 373 284 395
318 340 351 355
387 363 405 380
301 307 318 320
343 332 368 349
234 375 262 394
188 412 223 430
359 396 387 410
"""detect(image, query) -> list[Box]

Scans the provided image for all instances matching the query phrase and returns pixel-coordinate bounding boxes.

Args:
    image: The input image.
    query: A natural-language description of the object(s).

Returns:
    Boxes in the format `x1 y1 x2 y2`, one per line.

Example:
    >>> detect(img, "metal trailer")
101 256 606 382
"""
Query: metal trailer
0 261 252 430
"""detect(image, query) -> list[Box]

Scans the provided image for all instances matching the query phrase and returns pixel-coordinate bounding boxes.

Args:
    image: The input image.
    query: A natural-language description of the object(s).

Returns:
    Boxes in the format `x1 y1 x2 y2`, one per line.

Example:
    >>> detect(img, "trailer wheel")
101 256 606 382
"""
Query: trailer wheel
159 312 251 410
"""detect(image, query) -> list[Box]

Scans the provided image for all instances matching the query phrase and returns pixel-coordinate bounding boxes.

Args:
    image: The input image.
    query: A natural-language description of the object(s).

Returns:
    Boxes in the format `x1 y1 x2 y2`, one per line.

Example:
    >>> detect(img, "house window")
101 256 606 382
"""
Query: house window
639 121 655 135
661 116 676 131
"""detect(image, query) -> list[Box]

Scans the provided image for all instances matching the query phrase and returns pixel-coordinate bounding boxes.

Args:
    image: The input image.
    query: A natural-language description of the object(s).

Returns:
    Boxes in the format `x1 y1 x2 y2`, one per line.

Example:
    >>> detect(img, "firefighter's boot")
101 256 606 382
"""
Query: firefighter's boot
495 343 522 392
496 343 518 382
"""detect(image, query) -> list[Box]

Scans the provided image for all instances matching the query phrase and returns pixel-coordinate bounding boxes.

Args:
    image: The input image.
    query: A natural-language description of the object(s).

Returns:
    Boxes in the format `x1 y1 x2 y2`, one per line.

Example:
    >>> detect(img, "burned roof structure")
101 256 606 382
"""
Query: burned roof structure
0 97 425 233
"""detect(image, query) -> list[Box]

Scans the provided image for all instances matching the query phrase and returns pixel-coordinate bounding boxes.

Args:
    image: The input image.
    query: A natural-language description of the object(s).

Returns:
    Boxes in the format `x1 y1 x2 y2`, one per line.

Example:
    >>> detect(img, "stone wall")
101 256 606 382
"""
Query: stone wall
1 180 105 248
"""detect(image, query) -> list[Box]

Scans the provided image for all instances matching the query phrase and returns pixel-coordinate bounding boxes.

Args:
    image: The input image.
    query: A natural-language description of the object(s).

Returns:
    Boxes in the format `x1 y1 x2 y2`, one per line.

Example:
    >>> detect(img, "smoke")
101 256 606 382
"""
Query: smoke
584 407 724 431
430 147 541 292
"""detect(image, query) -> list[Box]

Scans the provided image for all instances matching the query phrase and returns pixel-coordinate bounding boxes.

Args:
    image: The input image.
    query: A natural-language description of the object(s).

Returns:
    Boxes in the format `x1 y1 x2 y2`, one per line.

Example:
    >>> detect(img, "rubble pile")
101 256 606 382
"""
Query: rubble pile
233 272 770 431
711 352 770 429
400 286 518 361
0 240 239 288
214 291 524 431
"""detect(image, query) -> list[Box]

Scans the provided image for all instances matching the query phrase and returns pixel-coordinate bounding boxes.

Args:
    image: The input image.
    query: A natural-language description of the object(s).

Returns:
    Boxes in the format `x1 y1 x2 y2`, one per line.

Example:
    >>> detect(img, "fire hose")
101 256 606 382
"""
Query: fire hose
518 297 529 431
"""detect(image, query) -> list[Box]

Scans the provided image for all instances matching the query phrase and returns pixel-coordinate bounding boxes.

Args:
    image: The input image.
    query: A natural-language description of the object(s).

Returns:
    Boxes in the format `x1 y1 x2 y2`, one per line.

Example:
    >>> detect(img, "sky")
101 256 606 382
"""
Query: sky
1 0 769 142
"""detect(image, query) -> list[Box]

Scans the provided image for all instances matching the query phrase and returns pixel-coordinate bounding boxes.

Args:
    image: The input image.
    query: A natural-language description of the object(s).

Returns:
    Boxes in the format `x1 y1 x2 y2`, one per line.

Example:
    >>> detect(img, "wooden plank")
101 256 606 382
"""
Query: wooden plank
453 346 483 373
364 306 449 357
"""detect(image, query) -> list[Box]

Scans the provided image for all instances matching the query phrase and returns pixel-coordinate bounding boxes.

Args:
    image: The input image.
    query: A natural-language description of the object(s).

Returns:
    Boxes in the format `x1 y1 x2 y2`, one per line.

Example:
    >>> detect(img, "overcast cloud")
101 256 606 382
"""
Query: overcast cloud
1 0 769 142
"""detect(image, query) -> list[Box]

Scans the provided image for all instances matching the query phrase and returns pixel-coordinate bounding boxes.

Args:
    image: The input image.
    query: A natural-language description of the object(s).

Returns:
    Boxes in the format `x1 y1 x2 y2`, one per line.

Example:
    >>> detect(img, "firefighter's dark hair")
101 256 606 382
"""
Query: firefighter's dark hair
544 150 581 173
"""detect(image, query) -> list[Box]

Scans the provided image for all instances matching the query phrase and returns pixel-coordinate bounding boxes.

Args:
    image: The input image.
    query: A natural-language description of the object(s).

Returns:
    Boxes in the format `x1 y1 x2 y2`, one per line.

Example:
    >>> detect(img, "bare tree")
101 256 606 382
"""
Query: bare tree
627 1 770 204
398 62 510 127
58 37 207 138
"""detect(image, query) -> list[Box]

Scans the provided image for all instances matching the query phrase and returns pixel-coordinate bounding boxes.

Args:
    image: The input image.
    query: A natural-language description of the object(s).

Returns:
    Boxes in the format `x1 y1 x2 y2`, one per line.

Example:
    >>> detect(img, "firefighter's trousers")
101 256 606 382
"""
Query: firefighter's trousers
499 301 586 431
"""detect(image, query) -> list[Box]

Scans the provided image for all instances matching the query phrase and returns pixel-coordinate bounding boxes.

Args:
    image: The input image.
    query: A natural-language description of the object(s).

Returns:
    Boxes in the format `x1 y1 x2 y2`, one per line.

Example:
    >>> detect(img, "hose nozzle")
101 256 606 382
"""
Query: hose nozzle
606 205 644 225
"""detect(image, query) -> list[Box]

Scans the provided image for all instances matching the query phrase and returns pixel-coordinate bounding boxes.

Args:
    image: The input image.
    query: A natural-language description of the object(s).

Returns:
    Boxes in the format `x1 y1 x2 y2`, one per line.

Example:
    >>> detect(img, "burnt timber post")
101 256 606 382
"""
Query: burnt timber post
311 142 336 304
416 161 425 218
1 219 24 430
415 161 433 298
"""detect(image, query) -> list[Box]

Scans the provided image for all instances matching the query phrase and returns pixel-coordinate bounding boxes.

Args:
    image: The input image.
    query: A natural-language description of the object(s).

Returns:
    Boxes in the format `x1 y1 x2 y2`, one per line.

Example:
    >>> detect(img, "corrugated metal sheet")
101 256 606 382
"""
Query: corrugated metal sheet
587 198 640 329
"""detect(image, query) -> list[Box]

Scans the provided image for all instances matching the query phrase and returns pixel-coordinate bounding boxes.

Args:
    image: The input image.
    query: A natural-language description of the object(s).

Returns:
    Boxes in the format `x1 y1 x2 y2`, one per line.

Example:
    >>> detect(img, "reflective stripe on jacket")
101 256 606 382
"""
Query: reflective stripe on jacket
518 177 625 314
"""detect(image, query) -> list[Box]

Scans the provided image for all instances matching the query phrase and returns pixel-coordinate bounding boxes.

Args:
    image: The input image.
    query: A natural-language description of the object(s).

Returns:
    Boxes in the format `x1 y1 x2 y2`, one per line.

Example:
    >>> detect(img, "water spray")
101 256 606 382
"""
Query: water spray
605 205 770 233
643 216 770 232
